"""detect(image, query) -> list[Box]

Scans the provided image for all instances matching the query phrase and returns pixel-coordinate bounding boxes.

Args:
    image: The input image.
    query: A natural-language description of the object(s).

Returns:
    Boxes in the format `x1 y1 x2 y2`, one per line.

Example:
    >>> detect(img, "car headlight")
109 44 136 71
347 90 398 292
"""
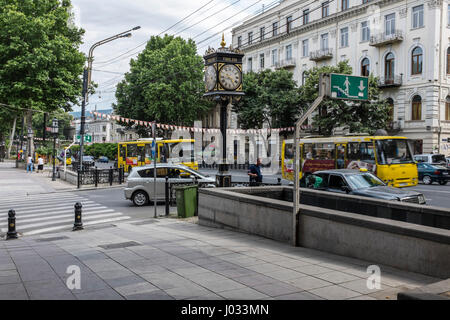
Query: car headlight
418 195 425 204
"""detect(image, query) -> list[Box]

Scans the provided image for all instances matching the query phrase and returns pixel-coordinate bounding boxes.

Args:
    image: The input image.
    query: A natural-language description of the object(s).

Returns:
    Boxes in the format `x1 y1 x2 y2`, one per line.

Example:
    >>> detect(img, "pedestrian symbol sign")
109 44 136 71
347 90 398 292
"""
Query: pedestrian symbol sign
76 135 92 143
328 74 368 101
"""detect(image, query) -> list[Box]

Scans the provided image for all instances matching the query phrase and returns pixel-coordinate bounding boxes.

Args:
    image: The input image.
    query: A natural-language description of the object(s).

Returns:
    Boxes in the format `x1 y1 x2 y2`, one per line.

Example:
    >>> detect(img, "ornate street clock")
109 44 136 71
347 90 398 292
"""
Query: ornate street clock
203 35 244 98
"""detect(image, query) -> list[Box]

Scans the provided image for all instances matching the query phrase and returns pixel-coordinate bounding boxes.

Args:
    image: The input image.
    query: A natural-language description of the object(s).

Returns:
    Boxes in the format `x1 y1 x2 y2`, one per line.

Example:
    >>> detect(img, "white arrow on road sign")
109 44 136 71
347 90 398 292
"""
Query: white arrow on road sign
358 80 365 92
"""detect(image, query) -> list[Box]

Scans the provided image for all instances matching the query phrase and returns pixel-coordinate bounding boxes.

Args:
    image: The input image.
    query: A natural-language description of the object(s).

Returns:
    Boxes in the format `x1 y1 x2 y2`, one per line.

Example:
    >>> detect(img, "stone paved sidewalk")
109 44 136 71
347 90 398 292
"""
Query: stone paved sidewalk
0 217 440 300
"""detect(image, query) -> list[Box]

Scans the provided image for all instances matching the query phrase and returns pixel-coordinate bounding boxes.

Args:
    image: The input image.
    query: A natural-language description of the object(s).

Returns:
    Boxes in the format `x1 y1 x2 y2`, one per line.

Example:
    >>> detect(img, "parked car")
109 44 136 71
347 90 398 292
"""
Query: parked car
98 156 109 163
124 164 215 206
413 154 447 166
417 162 450 185
302 169 426 204
82 156 95 166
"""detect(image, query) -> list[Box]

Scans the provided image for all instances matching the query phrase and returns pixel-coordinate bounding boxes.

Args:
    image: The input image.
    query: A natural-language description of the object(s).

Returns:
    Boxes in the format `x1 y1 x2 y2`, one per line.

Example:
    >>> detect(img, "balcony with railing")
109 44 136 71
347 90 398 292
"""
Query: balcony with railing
309 48 333 62
275 59 296 69
378 75 403 88
369 30 403 47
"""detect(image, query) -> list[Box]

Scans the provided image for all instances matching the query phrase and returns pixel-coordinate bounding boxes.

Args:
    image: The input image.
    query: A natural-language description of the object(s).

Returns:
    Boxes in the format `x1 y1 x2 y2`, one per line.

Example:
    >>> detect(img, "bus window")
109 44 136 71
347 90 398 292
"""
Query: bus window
137 145 145 162
303 143 314 159
360 142 375 163
315 143 334 160
119 145 126 159
347 142 359 161
127 144 137 158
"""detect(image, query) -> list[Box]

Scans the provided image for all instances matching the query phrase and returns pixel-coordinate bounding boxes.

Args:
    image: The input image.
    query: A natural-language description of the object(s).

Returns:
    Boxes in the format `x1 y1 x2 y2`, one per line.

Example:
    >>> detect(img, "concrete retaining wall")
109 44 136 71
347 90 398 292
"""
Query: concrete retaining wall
60 168 77 185
198 187 450 278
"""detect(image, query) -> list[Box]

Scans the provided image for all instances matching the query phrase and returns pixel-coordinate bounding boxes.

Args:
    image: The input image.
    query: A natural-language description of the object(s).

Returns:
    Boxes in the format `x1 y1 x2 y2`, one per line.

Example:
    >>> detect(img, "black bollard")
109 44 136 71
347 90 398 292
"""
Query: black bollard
6 210 18 240
277 178 281 185
165 176 169 216
73 202 84 231
109 167 113 186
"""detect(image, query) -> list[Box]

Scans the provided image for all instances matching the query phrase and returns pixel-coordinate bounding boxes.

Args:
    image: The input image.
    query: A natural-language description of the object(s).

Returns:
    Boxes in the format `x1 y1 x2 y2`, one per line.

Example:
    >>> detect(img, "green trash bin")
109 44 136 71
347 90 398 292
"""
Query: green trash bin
175 185 198 218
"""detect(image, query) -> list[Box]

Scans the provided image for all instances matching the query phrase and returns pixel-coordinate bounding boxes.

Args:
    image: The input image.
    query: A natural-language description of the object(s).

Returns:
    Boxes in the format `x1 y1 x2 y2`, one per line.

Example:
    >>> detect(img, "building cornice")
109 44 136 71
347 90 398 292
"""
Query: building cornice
237 0 403 52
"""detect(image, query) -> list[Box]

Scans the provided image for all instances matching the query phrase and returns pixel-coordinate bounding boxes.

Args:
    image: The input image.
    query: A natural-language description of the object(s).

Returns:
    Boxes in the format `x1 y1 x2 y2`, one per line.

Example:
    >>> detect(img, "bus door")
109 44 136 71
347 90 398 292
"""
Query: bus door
335 144 346 169
158 143 169 163
137 144 146 167
118 144 127 168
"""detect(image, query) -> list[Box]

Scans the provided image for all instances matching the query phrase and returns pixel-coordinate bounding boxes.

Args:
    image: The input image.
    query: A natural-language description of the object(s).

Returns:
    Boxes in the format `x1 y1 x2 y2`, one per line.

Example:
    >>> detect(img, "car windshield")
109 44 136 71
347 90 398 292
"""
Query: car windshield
432 155 446 163
346 173 385 189
182 167 208 179
376 139 414 164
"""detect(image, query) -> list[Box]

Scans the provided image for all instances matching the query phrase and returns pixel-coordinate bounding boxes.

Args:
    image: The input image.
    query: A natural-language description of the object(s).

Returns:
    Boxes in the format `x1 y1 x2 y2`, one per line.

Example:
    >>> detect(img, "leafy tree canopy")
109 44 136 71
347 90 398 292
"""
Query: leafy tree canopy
299 61 391 135
32 109 74 140
234 69 301 130
114 35 212 133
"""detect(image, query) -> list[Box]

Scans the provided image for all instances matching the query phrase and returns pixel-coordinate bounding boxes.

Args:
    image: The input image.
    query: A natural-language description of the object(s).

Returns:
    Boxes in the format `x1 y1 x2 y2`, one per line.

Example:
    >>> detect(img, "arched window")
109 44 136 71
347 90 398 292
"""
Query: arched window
446 96 450 121
411 47 423 75
385 53 395 83
386 98 394 122
447 48 450 74
411 95 422 121
361 58 370 76
302 71 307 85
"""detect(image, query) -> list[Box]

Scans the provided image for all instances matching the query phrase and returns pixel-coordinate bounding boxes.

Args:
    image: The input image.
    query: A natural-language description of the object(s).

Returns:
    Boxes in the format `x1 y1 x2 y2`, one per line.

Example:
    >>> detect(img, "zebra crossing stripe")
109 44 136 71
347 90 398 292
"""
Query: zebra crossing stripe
0 201 96 212
23 216 131 236
0 205 107 219
0 209 115 226
0 193 86 203
0 197 90 209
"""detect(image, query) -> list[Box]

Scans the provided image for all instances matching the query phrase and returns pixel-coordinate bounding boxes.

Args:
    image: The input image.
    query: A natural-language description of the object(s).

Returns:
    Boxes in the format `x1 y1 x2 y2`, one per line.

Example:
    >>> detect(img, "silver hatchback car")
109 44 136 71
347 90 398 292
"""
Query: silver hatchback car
124 164 215 206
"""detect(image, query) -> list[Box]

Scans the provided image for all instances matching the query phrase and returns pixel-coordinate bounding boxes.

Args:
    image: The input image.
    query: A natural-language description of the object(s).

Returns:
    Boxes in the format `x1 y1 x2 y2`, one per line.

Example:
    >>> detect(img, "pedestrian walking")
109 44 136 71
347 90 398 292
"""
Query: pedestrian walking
37 155 44 173
248 158 263 186
26 155 33 173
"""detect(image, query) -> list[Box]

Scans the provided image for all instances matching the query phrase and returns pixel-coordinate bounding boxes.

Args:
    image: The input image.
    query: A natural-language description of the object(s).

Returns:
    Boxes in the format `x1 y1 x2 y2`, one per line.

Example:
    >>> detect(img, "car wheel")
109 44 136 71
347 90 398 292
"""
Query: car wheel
438 180 448 185
422 175 432 185
132 191 148 206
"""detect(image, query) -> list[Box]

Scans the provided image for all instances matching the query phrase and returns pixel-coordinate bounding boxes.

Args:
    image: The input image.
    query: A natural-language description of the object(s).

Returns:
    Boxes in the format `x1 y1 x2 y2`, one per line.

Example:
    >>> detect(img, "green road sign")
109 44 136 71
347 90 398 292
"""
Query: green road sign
328 73 368 101
76 135 92 143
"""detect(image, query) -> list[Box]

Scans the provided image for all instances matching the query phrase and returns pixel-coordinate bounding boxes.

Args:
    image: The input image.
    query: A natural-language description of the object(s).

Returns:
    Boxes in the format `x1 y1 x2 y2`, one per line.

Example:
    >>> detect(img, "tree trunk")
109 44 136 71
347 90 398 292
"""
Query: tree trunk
27 110 34 157
7 116 17 158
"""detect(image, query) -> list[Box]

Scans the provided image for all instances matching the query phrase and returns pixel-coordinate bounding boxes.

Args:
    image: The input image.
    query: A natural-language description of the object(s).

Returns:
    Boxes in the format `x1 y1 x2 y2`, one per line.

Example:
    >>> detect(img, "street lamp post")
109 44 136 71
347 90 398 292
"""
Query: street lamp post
79 26 140 172
52 118 59 181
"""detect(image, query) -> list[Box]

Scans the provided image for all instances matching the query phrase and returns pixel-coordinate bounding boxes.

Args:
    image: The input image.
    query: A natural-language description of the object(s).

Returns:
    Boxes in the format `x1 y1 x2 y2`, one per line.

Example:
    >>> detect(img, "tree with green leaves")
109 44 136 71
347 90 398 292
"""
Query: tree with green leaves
114 35 212 136
233 69 301 132
32 109 74 141
299 61 391 135
0 0 85 156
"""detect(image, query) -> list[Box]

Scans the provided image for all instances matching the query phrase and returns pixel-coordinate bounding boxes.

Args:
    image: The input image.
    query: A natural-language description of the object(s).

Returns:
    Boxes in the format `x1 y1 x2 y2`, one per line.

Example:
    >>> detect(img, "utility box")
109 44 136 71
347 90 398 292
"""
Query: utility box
175 185 198 218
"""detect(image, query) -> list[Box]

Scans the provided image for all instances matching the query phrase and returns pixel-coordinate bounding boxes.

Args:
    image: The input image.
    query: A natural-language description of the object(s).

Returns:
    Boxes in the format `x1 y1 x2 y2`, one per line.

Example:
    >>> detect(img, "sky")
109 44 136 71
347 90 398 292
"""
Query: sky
71 0 280 112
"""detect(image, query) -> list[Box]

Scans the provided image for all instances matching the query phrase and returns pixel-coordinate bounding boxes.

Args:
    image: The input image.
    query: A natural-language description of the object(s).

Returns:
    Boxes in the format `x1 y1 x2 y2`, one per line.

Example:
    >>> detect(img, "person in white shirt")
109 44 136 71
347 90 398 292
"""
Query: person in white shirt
37 156 44 173
26 155 33 173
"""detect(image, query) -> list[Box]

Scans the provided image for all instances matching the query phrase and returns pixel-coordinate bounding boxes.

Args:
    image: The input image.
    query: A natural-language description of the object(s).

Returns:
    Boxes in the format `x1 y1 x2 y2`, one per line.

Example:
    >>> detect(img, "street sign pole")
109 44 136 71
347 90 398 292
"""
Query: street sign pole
152 122 157 219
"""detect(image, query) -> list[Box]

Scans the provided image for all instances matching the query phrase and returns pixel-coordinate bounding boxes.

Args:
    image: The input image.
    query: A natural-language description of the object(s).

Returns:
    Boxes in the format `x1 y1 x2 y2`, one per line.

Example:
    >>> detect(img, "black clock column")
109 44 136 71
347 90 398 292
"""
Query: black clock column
216 97 231 187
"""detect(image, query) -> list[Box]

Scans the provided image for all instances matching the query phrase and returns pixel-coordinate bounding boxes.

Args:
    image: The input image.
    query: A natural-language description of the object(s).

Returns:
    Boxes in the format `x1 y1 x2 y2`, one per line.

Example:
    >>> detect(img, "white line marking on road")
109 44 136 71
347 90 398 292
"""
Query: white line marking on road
0 201 96 213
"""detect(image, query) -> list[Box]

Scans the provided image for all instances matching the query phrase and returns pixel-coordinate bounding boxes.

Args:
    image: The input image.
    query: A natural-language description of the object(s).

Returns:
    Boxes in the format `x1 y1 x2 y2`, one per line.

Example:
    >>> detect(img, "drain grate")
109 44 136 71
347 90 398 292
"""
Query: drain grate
35 236 69 242
98 241 141 250
131 220 159 226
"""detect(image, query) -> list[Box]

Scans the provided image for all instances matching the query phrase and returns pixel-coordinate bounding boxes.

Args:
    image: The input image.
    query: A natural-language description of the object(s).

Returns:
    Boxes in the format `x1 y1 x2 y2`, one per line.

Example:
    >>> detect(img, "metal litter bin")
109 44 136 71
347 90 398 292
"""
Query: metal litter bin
175 185 198 218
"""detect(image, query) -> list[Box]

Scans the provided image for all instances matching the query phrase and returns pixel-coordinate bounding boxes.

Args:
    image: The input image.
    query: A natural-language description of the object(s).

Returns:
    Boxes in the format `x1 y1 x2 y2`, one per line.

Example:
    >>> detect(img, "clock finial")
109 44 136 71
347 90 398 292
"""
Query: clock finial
220 33 226 48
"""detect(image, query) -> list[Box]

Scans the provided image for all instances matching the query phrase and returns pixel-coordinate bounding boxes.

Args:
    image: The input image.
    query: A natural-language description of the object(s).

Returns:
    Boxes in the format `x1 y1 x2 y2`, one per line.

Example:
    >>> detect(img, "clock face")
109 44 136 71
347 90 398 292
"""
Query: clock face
205 65 216 91
219 64 241 91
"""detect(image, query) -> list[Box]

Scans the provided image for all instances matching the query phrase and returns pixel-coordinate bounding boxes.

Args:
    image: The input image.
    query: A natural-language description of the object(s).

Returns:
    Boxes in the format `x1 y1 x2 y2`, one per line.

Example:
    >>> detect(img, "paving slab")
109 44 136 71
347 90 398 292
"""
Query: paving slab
309 285 361 300
0 283 29 300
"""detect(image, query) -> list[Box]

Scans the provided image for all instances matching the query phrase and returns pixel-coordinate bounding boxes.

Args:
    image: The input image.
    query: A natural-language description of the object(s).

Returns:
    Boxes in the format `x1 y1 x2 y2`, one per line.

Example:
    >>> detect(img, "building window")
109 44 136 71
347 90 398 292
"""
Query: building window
271 49 278 66
361 58 370 76
273 22 278 36
448 4 450 26
248 57 253 72
385 13 395 35
342 0 349 11
362 0 369 3
447 47 450 74
361 21 370 42
286 44 292 60
321 33 329 50
340 27 349 47
286 16 293 33
237 36 242 47
302 71 307 85
412 5 424 29
322 1 329 18
260 53 265 69
260 27 265 41
102 126 106 132
446 96 450 121
412 96 422 121
385 52 395 82
248 32 253 45
303 9 309 24
302 39 309 57
386 98 394 122
411 46 423 75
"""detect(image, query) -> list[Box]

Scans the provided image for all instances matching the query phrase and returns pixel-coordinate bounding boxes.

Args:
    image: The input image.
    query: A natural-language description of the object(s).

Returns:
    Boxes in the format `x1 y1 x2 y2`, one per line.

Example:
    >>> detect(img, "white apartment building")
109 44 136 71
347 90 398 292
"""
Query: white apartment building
232 0 450 155
72 117 140 144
